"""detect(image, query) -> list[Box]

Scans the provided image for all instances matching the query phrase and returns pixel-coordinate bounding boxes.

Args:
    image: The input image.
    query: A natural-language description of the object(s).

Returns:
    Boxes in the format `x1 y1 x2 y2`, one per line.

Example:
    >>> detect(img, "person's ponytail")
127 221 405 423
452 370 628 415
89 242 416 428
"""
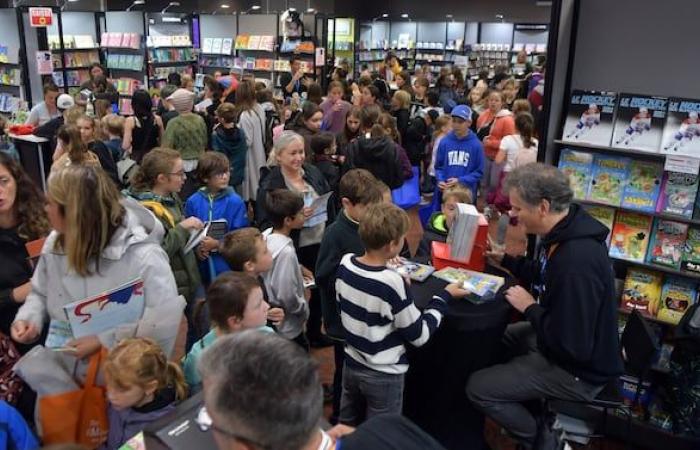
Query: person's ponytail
166 361 188 401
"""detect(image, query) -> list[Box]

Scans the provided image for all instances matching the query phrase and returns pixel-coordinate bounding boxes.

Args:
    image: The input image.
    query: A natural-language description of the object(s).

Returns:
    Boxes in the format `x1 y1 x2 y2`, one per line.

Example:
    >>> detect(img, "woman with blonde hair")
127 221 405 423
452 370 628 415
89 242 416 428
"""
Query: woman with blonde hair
12 164 180 360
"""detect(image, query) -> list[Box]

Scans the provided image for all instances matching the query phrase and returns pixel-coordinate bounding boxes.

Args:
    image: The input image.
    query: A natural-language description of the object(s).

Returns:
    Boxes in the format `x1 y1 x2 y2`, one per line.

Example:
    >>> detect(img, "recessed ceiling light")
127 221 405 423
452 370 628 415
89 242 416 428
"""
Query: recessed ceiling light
446 14 453 19
251 5 261 10
289 7 296 11
381 13 389 18
220 3 230 8
401 13 409 18
307 8 315 13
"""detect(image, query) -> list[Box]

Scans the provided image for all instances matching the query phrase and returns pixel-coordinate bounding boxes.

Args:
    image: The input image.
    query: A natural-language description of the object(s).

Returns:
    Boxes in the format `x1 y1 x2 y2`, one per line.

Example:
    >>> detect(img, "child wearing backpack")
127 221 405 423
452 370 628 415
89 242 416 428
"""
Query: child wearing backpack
211 102 248 195
491 112 538 244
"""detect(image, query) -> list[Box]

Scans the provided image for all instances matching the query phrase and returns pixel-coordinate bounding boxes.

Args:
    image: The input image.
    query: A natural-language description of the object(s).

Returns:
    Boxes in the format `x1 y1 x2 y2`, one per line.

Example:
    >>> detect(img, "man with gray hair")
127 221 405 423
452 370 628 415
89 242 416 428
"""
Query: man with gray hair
198 330 446 450
466 163 623 449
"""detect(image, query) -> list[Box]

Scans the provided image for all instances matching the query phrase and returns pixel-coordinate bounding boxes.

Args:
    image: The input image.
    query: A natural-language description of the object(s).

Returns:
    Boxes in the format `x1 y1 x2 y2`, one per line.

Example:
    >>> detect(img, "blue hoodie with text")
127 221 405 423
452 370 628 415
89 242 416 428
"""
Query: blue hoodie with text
434 130 485 201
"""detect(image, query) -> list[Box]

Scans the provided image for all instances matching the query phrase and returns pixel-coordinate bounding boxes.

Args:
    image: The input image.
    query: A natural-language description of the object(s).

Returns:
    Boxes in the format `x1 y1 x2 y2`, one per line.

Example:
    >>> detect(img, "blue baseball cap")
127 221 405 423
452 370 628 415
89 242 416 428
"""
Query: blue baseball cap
451 104 473 121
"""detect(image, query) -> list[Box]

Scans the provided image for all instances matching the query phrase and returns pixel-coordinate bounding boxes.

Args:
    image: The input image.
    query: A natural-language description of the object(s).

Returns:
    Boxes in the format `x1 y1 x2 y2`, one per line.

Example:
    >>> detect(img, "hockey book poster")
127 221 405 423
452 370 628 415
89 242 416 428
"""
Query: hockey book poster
63 278 145 339
661 97 700 157
612 94 668 153
561 90 617 146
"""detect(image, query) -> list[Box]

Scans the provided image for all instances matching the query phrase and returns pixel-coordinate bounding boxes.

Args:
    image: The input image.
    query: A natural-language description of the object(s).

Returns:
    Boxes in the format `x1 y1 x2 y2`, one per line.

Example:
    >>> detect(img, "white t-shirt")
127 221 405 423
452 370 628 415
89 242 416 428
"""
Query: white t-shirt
500 134 539 172
25 102 61 127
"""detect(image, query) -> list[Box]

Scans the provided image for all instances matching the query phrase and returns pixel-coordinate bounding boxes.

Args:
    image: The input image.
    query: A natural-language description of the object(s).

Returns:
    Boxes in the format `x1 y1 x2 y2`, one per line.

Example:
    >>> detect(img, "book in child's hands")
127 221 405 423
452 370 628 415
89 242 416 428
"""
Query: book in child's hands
612 94 668 152
561 90 617 146
583 205 616 246
609 211 653 262
587 154 631 206
557 149 594 200
646 219 688 269
621 160 663 213
432 267 505 300
387 258 435 282
657 171 699 218
63 279 145 339
682 226 700 274
206 219 228 241
621 268 662 315
661 97 700 157
651 276 698 325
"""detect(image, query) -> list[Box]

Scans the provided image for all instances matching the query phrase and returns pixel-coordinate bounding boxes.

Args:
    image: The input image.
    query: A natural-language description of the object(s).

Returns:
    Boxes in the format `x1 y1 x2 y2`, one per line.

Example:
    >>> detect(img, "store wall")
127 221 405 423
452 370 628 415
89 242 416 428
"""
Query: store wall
51 12 97 39
570 0 696 97
417 22 446 43
105 11 145 33
22 12 43 106
465 22 479 45
513 29 548 45
0 9 20 64
200 14 238 39
479 22 514 44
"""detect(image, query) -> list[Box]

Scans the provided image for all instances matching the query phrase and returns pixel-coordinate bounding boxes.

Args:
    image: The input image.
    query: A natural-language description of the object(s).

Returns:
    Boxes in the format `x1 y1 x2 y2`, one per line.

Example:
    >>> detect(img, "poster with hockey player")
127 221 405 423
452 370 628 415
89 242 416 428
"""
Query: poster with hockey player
561 90 617 146
612 94 668 153
661 97 700 157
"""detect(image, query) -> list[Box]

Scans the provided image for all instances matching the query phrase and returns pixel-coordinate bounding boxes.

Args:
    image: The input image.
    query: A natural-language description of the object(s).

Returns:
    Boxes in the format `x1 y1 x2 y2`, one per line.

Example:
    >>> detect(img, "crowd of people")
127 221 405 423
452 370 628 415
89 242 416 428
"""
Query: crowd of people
0 51 620 450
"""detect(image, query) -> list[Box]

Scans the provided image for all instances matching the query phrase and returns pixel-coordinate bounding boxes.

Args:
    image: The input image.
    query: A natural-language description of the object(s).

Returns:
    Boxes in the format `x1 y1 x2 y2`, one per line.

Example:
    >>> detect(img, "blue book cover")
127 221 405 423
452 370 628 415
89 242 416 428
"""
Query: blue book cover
557 149 594 200
587 154 631 206
657 171 698 218
621 160 663 212
646 218 687 269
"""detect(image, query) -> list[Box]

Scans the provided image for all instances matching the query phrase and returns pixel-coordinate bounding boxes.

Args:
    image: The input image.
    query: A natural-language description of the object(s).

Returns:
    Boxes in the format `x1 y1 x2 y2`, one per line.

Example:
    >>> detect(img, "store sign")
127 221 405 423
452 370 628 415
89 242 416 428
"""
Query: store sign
29 7 53 28
315 47 325 67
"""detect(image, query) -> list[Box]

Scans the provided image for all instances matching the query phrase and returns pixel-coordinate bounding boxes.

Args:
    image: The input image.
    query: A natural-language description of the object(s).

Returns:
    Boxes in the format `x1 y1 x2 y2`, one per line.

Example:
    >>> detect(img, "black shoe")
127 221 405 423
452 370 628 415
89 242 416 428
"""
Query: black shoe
309 334 335 348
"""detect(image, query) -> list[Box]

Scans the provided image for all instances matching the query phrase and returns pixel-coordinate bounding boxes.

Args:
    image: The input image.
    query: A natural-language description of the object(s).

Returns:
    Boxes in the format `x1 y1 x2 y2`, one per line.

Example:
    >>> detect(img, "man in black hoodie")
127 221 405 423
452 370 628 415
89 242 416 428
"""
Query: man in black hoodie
467 163 623 449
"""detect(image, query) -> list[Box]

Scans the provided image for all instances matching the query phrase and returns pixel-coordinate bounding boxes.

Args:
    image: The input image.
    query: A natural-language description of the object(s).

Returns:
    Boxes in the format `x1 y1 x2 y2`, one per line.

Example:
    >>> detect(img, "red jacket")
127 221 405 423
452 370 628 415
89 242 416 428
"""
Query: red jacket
476 109 516 160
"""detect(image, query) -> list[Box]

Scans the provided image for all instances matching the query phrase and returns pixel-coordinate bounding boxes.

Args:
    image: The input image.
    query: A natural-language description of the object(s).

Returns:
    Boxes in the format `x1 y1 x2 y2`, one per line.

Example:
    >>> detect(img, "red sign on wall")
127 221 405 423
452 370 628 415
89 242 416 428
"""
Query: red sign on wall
29 8 53 28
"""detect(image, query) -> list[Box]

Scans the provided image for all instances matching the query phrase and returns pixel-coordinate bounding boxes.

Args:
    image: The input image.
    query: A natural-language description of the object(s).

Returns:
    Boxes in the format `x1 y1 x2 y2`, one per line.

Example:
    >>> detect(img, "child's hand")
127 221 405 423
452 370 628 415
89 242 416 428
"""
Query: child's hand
303 207 315 219
437 181 448 191
445 283 471 299
301 265 314 280
195 244 210 261
180 217 204 231
446 178 459 188
267 307 285 325
10 320 39 344
66 335 101 359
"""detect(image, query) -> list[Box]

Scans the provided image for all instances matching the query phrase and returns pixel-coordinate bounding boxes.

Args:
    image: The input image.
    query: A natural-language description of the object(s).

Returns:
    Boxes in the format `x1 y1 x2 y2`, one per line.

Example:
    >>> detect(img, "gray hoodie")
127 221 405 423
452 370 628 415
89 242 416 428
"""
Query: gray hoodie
262 229 309 339
14 197 180 350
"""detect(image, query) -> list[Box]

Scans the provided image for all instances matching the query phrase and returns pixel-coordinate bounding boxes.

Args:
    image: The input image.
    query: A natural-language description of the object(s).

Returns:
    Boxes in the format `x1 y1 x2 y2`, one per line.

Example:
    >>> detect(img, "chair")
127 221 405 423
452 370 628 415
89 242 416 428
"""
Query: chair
547 309 660 445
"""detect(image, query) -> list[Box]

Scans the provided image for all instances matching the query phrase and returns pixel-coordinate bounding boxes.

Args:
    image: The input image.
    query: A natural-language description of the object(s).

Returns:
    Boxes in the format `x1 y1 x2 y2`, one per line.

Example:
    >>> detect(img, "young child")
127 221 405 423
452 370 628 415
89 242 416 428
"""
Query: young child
126 147 203 344
103 338 187 449
261 189 310 349
427 114 452 180
51 125 100 173
211 102 248 195
76 115 119 184
320 81 352 134
310 131 340 193
182 272 274 391
102 113 125 164
184 152 249 285
416 184 473 261
336 203 466 424
391 90 411 148
316 169 384 423
336 105 361 157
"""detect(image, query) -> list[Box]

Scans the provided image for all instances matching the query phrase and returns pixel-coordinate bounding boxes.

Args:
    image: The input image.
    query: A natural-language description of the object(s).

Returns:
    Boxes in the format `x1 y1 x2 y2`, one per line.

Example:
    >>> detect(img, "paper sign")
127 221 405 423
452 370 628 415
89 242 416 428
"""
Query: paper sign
304 191 333 228
29 7 53 27
35 51 53 75
315 46 325 67
664 154 700 175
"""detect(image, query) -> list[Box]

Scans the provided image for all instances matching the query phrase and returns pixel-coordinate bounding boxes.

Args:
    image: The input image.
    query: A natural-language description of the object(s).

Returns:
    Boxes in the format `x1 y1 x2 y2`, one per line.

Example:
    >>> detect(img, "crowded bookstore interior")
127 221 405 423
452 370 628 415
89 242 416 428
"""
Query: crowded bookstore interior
0 0 698 449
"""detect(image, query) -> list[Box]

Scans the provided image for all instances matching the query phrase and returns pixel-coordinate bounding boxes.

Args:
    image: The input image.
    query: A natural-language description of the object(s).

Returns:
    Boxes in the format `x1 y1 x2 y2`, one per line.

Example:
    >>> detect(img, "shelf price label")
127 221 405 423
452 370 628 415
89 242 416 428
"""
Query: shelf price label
664 155 700 175
29 8 53 28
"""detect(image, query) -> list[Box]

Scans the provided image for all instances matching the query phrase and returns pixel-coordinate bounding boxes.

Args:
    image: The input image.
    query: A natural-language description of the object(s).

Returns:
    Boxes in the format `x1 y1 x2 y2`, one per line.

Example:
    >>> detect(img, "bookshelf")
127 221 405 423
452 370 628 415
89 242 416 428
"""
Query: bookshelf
145 13 196 90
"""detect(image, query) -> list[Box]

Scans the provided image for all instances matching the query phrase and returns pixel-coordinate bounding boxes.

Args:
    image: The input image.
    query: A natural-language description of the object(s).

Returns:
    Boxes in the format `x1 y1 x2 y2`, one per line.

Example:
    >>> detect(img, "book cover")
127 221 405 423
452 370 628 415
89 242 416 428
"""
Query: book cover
211 38 223 54
612 94 668 152
587 154 631 206
652 276 697 325
558 149 594 200
621 160 663 212
64 279 145 339
661 97 700 157
561 90 617 146
621 268 663 314
609 211 653 262
657 171 699 218
202 38 213 54
583 205 616 246
432 267 505 298
247 35 262 50
646 219 688 269
221 38 233 55
387 258 435 282
682 226 700 274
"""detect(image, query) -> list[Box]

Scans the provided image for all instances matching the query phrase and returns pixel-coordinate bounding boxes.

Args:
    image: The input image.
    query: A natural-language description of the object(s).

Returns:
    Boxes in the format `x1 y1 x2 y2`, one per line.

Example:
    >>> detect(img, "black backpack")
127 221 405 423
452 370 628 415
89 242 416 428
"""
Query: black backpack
263 108 280 157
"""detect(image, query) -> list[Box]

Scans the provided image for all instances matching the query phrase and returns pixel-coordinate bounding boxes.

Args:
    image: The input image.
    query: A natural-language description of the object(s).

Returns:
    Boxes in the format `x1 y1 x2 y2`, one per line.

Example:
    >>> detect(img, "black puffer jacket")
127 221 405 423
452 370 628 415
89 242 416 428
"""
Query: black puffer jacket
343 135 404 189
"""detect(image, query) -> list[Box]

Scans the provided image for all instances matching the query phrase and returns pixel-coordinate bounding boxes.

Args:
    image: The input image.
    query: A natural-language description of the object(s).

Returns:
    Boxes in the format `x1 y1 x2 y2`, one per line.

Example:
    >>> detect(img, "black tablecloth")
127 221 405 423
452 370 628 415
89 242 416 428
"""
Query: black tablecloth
404 271 513 450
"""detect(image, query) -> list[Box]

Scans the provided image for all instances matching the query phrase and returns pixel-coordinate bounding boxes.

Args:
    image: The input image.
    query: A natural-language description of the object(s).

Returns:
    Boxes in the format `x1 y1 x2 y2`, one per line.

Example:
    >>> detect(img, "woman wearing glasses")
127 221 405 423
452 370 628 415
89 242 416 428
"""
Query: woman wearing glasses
126 148 204 340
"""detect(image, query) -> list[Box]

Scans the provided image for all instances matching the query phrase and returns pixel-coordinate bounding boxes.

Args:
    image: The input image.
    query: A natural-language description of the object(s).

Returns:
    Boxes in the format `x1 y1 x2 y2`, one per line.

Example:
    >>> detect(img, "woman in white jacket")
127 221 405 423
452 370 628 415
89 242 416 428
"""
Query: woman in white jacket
11 164 181 360
235 79 268 203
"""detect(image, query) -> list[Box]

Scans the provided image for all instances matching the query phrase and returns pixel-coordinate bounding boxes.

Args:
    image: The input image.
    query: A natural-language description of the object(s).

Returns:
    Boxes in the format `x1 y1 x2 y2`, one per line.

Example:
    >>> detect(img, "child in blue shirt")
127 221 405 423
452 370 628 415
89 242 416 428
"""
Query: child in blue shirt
434 104 485 205
101 114 125 164
185 152 248 285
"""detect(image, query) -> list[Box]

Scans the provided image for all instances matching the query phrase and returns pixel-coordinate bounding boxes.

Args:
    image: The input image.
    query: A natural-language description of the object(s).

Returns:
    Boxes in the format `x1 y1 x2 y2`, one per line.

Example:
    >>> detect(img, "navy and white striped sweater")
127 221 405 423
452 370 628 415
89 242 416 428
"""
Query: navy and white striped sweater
335 254 449 374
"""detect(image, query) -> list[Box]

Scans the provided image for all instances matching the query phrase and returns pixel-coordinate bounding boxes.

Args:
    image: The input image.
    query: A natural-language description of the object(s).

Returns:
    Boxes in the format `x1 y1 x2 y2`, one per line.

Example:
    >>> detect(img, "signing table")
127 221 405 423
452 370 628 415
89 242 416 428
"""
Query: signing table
10 133 51 191
405 269 513 450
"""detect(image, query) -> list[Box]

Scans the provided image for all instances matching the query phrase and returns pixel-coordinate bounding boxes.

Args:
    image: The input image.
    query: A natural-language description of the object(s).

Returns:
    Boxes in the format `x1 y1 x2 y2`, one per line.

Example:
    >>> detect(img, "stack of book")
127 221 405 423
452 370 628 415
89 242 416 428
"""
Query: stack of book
101 32 142 49
201 38 234 55
447 203 480 261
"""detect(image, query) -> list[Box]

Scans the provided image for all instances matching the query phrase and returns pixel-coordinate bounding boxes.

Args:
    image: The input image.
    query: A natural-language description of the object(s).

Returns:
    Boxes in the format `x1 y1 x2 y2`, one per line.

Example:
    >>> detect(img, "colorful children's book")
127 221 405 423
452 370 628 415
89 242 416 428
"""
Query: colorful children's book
621 160 663 212
561 90 618 146
612 94 668 153
657 171 699 218
646 219 688 269
587 154 631 206
651 276 698 325
682 226 700 274
557 149 594 199
387 258 435 282
432 267 505 302
661 97 700 157
621 268 663 315
583 205 616 246
609 211 653 262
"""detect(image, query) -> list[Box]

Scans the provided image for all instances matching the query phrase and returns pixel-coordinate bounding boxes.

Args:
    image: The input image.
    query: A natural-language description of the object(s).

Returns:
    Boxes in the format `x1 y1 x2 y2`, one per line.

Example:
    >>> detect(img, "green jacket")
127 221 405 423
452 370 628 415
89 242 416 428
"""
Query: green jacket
124 189 201 302
163 113 207 161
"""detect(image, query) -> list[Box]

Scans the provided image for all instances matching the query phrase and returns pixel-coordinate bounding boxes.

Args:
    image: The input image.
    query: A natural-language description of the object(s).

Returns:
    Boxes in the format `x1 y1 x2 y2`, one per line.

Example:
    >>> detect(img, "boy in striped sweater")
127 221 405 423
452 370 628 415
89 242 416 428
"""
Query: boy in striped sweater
336 203 468 425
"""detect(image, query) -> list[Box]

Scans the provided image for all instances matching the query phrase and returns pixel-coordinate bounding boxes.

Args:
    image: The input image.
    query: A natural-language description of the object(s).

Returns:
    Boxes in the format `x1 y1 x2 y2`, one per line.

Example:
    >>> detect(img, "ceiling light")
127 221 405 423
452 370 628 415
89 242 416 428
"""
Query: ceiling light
495 13 504 21
220 3 230 8
306 8 315 13
251 4 261 9
126 0 145 11
446 14 453 19
381 13 389 18
288 7 296 11
401 13 409 18
161 1 180 13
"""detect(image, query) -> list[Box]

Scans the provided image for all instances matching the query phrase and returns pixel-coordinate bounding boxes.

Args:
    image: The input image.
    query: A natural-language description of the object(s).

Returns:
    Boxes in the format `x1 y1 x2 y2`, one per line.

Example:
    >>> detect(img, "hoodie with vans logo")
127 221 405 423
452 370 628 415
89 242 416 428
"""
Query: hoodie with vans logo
434 130 485 202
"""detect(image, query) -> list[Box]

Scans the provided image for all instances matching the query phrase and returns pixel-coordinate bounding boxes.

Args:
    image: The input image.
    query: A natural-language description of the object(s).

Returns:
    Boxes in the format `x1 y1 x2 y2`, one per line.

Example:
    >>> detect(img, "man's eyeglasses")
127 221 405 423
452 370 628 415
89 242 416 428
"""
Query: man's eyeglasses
195 406 267 448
